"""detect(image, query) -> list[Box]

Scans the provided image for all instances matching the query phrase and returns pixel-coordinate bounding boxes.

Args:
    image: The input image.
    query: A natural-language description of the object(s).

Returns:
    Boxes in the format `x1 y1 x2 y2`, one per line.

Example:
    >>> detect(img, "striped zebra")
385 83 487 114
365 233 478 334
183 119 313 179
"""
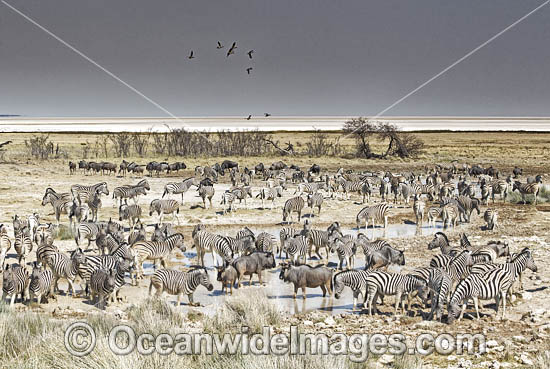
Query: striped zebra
483 209 498 230
283 235 309 265
332 269 371 310
302 223 335 261
192 227 233 267
149 199 181 225
307 193 324 216
441 203 459 229
87 189 103 222
112 179 150 207
448 268 513 322
471 247 536 288
282 196 305 223
379 180 391 202
480 184 492 205
70 182 109 206
28 213 40 238
412 195 425 226
107 258 134 303
335 179 363 201
224 235 255 257
96 228 124 255
471 241 509 263
89 268 117 309
42 190 73 227
2 263 30 306
427 207 443 227
365 271 428 316
409 267 451 319
131 233 186 282
255 232 276 253
45 248 87 296
12 215 29 236
149 267 213 306
198 184 215 209
75 222 106 250
438 182 455 200
294 181 326 196
127 221 146 245
456 196 481 223
279 226 301 258
393 183 412 205
76 254 126 294
488 179 510 203
230 186 253 206
356 203 390 239
29 262 55 304
329 236 357 270
513 180 542 205
36 242 59 266
119 204 142 229
360 181 372 204
162 177 199 202
441 250 474 292
256 186 283 209
14 232 32 265
220 191 237 215
0 224 11 268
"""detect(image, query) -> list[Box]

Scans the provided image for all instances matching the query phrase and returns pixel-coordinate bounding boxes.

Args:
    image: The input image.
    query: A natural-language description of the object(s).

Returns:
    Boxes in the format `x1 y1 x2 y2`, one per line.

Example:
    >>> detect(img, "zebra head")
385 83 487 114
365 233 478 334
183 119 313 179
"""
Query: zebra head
70 248 87 266
428 232 448 250
332 271 347 299
2 264 16 291
98 182 109 196
518 248 537 273
197 268 213 291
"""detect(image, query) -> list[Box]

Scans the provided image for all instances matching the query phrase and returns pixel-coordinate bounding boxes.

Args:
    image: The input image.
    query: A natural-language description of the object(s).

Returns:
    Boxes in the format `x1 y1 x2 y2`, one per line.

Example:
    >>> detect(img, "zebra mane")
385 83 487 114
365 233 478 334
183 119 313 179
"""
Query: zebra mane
435 232 449 244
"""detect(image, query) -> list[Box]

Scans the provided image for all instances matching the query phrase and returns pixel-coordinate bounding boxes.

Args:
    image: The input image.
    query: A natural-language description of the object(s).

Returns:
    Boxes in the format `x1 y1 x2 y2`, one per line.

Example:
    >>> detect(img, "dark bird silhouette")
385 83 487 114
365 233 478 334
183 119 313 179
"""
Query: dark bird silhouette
226 42 237 57
247 50 254 59
217 41 224 49
188 50 195 59
264 113 271 117
0 140 12 149
246 115 252 120
246 67 253 75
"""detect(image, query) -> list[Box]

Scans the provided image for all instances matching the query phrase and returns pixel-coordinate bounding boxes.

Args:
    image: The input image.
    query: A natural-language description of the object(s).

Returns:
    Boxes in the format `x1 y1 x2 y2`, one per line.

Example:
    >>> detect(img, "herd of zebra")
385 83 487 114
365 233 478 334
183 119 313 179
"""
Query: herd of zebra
0 159 543 323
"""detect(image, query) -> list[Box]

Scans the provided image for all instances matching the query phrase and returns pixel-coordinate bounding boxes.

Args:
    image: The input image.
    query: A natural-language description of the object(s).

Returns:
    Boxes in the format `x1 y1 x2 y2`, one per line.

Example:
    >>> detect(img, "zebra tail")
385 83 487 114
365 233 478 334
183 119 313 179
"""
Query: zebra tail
162 189 167 198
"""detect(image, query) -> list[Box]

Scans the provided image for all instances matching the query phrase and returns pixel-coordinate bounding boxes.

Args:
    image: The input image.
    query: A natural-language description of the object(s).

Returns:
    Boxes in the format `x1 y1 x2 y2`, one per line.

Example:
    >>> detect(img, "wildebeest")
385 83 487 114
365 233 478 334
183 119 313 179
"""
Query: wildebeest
254 163 265 175
221 160 239 174
231 251 276 288
215 264 238 295
270 161 287 171
68 161 76 175
513 167 523 178
364 245 405 270
308 164 321 175
279 263 333 299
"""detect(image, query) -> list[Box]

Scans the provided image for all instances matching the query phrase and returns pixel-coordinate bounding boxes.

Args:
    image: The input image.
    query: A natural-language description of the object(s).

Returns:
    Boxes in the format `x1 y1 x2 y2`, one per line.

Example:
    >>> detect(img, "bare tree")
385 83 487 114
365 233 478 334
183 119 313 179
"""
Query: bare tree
343 117 378 158
131 133 150 157
305 129 343 157
108 133 131 157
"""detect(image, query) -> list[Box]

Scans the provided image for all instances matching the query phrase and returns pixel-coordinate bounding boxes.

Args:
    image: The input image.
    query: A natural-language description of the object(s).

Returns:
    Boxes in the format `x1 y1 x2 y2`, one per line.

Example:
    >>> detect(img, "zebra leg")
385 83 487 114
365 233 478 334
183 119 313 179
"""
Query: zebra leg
473 297 480 320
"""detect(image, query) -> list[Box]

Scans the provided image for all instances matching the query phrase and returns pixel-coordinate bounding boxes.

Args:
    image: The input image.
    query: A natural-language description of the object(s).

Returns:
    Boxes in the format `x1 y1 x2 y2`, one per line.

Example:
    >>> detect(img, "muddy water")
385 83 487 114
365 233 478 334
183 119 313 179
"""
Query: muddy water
141 222 444 316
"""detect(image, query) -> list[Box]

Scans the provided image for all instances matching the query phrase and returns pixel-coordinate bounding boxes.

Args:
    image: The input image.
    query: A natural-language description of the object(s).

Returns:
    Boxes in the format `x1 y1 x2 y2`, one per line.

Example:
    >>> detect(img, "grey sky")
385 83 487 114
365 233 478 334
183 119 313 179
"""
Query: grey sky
0 0 549 117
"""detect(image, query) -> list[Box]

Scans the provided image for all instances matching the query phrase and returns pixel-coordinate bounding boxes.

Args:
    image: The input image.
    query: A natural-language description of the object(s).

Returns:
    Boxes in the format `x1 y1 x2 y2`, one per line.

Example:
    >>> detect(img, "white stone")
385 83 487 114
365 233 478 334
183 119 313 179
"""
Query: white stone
324 316 336 326
378 354 394 365
486 340 499 348
303 320 313 326
447 355 457 361
519 353 533 366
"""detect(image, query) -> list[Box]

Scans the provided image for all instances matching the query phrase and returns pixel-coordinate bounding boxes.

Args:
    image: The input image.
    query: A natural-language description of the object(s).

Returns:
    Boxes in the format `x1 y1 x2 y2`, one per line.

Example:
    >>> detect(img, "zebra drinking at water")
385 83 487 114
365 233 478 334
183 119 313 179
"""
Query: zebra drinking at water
282 196 305 223
356 203 390 239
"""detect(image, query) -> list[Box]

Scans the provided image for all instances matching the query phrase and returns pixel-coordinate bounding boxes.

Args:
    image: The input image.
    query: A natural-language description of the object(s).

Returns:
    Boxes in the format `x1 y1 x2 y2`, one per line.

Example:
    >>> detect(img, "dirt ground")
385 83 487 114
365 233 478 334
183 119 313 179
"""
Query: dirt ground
0 131 549 367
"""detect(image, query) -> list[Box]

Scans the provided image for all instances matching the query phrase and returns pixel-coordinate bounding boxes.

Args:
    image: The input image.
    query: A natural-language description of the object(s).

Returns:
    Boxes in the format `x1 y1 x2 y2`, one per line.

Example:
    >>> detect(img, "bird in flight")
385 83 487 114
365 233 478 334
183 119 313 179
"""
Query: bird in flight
188 50 195 59
246 67 253 75
217 41 224 49
246 115 252 120
226 42 237 57
247 50 254 59
264 113 271 117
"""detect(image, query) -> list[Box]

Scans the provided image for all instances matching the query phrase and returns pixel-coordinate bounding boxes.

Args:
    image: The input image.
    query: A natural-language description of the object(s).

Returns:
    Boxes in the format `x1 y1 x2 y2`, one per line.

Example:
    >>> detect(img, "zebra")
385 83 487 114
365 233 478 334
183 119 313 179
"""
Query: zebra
471 241 509 263
379 180 391 202
283 235 309 265
513 180 542 205
69 201 89 228
365 271 428 316
356 203 390 239
149 267 213 306
427 207 443 227
456 196 481 223
294 182 326 196
282 196 305 223
45 248 87 296
412 194 425 226
12 214 29 236
307 193 324 216
149 199 181 225
198 184 215 209
332 269 371 310
483 209 498 230
441 203 459 229
441 250 474 292
279 226 301 258
427 232 467 256
448 268 513 322
127 221 146 245
2 263 30 306
28 213 40 238
360 181 372 204
87 188 103 222
96 228 124 255
162 177 200 202
357 237 391 260
302 223 333 260
438 182 455 200
256 186 283 209
192 228 233 267
131 233 186 282
393 183 412 205
70 182 109 206
220 191 237 215
36 241 59 266
488 179 510 203
410 267 452 321
0 224 12 268
224 235 255 257
89 268 117 309
329 236 356 270
118 204 142 229
14 232 32 265
42 190 73 226
112 184 148 207
107 258 134 303
230 186 253 207
75 222 106 250
480 184 492 205
255 232 276 253
29 262 55 304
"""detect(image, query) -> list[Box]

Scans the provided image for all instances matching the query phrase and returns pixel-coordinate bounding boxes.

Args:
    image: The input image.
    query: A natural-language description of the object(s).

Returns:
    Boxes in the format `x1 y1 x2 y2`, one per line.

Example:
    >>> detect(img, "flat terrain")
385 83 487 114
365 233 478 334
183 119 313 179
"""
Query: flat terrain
0 131 549 368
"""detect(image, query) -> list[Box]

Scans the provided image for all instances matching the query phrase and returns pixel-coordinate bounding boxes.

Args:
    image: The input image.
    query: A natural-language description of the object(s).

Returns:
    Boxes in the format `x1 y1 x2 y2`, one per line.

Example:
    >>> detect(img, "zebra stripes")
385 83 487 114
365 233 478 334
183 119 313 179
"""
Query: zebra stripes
307 193 324 215
332 269 371 310
198 184 215 209
149 268 213 306
255 232 276 253
119 204 142 228
513 180 542 205
413 195 425 226
162 177 199 201
365 271 427 315
256 186 282 209
220 191 237 214
42 189 73 227
192 227 233 267
0 225 11 268
282 197 305 223
45 248 87 296
71 182 109 206
283 235 309 265
2 264 30 306
149 199 181 225
279 227 300 258
132 233 186 281
112 179 150 207
14 232 32 265
356 203 390 238
89 268 116 309
329 236 356 270
483 209 498 230
29 262 54 304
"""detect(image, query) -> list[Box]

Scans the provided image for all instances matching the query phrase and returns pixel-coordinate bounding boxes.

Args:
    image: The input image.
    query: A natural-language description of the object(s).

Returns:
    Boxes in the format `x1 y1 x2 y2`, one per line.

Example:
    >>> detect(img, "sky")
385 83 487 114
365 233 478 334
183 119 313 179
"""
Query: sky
0 0 549 117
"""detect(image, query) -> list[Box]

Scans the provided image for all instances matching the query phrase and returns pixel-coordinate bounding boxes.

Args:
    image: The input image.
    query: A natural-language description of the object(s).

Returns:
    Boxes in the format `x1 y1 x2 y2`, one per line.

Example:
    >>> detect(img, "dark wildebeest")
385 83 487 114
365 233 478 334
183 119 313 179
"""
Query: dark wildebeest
215 264 238 295
78 160 89 174
68 161 76 175
168 162 186 174
101 162 117 176
270 161 287 171
308 164 321 175
486 166 499 178
231 251 276 288
146 161 159 176
255 163 265 175
221 160 239 174
364 245 405 270
279 263 333 299
469 165 485 177
513 167 523 178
